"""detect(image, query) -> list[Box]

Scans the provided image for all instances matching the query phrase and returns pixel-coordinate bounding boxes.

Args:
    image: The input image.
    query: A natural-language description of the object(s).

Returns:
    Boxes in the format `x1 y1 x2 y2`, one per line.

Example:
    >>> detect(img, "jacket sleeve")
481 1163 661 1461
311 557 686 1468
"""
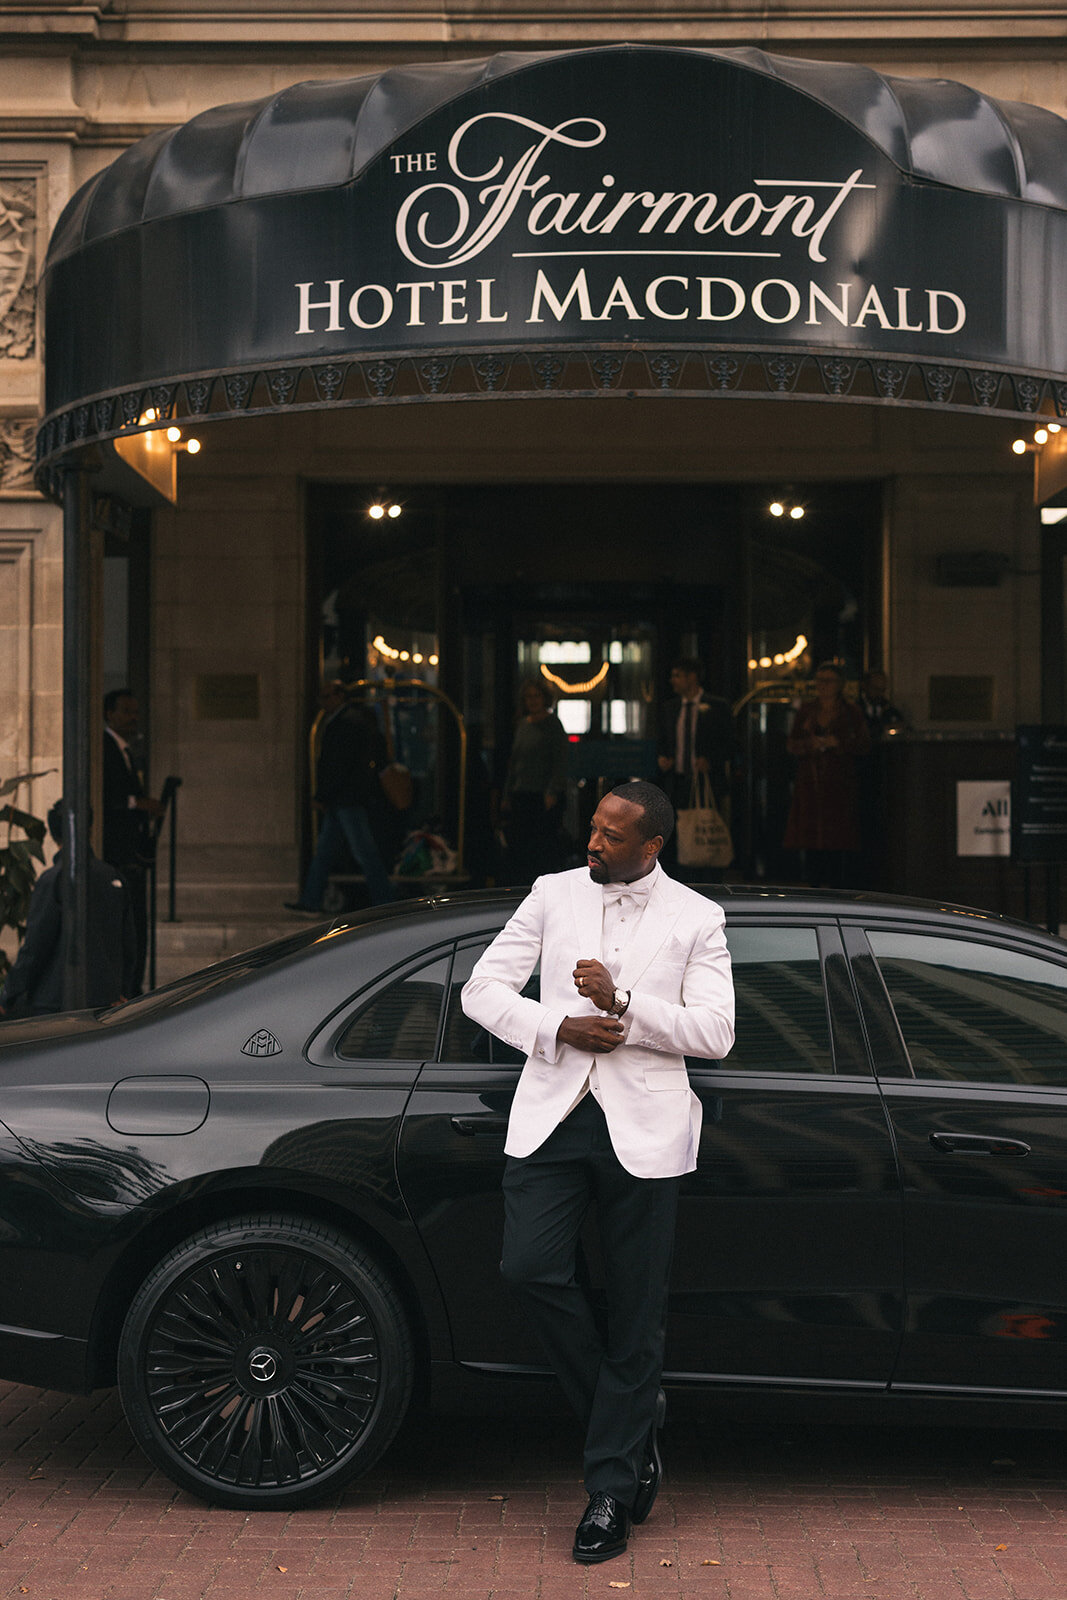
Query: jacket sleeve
625 902 735 1061
0 871 61 1007
461 876 567 1058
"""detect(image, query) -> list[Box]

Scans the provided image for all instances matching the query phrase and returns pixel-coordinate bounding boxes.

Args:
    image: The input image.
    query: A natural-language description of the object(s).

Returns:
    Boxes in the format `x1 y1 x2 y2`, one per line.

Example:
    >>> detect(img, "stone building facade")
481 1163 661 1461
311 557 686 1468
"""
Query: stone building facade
3 2 1065 949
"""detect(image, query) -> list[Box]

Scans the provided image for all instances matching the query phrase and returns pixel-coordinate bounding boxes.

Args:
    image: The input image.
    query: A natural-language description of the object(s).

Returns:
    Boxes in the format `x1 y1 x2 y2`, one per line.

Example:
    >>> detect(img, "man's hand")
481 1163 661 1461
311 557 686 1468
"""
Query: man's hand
573 958 614 1010
557 1015 625 1053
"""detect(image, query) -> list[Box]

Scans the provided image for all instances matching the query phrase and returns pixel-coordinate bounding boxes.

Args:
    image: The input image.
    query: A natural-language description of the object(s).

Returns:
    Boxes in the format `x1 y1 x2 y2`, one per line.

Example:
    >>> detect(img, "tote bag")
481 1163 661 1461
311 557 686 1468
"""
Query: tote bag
675 772 733 869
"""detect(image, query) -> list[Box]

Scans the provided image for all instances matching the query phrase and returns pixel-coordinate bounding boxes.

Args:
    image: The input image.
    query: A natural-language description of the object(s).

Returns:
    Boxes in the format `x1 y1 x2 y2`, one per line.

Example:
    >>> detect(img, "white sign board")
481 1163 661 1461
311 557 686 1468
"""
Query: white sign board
957 780 1011 857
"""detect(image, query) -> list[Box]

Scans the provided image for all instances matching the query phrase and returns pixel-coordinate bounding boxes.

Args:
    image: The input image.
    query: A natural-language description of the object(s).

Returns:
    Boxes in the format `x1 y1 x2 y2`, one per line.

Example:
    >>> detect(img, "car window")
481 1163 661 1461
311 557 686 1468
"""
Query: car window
335 955 450 1061
715 925 833 1074
440 941 540 1064
868 930 1067 1085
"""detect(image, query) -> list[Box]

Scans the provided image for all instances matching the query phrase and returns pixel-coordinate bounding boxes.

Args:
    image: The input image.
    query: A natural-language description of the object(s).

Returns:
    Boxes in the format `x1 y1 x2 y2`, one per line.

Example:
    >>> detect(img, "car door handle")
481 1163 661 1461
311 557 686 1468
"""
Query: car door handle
929 1132 1032 1157
450 1115 509 1136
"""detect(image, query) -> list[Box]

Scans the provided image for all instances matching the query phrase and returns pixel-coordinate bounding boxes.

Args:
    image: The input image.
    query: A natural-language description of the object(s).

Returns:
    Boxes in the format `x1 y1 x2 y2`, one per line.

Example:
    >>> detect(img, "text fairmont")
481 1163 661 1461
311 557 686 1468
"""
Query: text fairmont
294 271 966 337
294 111 969 341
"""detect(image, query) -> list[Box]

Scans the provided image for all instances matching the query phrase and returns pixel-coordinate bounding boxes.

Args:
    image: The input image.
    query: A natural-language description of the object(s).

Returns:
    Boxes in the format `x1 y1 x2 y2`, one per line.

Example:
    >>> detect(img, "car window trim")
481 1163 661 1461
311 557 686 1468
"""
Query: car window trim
439 932 538 1067
713 917 865 1079
305 937 458 1068
854 921 1067 1086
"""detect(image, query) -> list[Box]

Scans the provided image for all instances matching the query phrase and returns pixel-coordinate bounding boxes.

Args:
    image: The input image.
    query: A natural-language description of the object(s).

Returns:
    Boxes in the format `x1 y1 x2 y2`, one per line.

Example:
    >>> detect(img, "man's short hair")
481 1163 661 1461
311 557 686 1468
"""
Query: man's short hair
672 656 704 682
609 780 675 844
103 687 132 716
46 801 93 844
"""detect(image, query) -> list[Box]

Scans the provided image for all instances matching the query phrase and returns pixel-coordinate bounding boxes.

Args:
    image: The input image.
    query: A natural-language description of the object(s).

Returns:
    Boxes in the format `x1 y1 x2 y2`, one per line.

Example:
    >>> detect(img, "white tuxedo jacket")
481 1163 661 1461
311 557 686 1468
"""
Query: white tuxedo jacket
461 867 734 1178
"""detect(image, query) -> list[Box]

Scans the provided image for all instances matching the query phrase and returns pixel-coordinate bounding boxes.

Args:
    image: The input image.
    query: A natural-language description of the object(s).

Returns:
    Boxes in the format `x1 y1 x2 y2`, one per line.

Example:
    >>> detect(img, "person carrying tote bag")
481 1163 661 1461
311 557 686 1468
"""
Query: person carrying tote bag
675 771 733 871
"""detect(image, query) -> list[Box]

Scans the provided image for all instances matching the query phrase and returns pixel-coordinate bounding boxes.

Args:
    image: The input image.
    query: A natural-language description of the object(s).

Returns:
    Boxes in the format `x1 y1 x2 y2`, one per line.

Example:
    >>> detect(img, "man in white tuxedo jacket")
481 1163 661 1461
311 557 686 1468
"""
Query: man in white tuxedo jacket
462 780 734 1563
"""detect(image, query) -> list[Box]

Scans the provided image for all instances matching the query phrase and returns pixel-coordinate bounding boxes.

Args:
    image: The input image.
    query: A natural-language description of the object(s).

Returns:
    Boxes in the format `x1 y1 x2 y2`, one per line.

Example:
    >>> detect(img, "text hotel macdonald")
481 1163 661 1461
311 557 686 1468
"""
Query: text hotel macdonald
293 113 968 339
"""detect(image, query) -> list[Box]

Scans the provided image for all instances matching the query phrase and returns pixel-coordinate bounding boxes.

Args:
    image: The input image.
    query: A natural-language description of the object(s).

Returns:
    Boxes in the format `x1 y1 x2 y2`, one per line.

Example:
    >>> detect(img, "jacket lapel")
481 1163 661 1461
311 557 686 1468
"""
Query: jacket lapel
570 869 605 964
618 871 685 991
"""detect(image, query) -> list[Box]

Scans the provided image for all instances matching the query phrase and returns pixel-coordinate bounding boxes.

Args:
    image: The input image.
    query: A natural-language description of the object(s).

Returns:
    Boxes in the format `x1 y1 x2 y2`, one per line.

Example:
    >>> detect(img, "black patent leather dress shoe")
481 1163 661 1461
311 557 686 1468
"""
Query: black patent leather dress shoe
630 1388 667 1526
573 1492 631 1563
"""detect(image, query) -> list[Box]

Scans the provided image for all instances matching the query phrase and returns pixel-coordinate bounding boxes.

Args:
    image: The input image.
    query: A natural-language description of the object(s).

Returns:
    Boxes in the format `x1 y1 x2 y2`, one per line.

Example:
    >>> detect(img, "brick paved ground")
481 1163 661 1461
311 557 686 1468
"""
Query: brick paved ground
0 1381 1065 1600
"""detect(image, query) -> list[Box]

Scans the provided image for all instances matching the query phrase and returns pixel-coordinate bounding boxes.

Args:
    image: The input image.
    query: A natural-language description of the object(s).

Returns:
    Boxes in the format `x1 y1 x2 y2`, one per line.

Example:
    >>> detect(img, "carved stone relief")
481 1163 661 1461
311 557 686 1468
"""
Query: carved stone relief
0 177 36 363
0 418 35 495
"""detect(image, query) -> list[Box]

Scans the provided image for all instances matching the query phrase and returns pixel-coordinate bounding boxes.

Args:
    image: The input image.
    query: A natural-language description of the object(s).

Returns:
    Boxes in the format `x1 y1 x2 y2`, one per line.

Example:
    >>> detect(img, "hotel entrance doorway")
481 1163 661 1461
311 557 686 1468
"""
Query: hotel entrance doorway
306 479 883 886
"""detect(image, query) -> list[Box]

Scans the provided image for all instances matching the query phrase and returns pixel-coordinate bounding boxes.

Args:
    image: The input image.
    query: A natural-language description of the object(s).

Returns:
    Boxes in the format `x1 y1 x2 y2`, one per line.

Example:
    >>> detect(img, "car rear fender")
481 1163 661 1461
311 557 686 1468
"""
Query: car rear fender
83 1172 449 1393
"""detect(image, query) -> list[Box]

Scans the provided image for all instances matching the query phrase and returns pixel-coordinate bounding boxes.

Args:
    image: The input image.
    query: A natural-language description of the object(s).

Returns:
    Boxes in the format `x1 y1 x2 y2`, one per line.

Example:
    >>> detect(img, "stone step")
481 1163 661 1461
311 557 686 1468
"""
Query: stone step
151 912 319 986
162 881 299 920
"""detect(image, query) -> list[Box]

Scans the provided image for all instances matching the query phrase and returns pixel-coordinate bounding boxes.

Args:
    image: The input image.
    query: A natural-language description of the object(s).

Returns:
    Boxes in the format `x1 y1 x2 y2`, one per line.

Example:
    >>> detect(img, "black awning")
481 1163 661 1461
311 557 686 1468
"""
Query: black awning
38 43 1067 473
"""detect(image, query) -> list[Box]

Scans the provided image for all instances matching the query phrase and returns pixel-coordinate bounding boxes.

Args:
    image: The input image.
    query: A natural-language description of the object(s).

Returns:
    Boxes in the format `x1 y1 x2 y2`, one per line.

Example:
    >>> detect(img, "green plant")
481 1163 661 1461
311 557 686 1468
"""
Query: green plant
0 770 55 981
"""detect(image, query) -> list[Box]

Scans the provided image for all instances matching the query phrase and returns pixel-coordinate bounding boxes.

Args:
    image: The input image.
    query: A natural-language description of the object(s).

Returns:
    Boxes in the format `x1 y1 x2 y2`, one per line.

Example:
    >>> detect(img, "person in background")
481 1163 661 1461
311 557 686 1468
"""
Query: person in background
103 688 164 994
0 803 136 1016
783 661 871 889
858 669 907 744
656 656 734 878
286 681 398 912
502 678 569 885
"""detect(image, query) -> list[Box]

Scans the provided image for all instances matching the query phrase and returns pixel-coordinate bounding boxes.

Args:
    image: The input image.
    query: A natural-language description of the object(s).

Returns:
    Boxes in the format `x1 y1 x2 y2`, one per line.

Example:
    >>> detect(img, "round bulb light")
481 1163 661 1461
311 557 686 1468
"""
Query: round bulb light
368 504 385 520
1035 429 1050 445
186 438 201 455
388 503 402 518
769 502 785 517
1012 439 1028 455
790 505 805 520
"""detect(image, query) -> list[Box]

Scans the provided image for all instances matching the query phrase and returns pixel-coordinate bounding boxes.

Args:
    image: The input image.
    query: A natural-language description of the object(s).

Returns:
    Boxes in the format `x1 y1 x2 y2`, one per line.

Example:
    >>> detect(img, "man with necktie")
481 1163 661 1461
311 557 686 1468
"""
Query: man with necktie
462 780 734 1564
656 657 735 879
657 656 734 810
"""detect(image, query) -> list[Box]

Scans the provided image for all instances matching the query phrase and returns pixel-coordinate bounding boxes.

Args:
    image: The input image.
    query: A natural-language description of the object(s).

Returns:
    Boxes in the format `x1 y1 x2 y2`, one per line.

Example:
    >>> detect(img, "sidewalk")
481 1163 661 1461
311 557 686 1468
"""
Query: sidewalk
0 1380 1064 1600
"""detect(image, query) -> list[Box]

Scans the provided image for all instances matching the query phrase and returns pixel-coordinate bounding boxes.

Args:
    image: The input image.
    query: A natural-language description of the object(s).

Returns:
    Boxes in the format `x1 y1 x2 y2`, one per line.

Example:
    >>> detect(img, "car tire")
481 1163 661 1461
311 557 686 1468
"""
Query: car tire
117 1213 414 1508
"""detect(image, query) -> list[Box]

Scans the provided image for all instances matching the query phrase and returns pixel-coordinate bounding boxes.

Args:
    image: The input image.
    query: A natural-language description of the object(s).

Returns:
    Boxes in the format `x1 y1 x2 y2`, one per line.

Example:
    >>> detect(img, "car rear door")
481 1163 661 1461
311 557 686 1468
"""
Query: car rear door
849 920 1067 1394
399 916 904 1386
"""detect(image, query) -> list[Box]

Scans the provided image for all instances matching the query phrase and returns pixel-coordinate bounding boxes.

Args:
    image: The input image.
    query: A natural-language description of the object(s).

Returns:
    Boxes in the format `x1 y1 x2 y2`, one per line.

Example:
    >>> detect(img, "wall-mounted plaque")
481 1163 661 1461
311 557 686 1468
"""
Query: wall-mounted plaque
928 675 994 722
195 673 260 720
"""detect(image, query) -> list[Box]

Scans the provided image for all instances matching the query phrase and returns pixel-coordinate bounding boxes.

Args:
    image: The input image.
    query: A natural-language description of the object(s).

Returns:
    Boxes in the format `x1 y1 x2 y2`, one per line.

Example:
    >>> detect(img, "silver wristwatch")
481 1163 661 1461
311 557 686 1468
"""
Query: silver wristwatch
609 988 631 1018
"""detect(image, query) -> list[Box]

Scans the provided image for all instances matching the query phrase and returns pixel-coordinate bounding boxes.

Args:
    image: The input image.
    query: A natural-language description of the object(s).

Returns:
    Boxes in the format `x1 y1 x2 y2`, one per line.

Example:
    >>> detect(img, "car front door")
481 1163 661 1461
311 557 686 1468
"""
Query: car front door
852 922 1067 1394
668 920 903 1385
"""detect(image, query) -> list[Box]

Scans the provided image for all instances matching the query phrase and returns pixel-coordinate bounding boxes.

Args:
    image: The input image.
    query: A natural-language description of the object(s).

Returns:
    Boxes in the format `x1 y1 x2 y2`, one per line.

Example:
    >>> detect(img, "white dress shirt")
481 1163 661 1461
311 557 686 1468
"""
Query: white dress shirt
534 862 662 1114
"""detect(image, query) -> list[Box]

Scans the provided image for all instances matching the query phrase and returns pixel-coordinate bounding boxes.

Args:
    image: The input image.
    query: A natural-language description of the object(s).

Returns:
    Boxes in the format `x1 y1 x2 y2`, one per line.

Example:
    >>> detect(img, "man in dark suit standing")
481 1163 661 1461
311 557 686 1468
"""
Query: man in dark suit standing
0 803 137 1015
103 688 163 994
656 658 734 877
286 681 398 911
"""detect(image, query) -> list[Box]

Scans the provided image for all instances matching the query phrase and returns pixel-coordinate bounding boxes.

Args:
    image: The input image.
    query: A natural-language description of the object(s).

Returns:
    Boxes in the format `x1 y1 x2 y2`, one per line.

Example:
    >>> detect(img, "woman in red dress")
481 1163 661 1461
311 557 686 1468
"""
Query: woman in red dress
783 661 871 888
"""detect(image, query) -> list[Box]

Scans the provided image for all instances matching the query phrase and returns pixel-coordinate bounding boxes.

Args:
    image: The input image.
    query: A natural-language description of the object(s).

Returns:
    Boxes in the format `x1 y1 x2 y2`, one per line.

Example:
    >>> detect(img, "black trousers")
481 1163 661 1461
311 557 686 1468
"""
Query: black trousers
501 1092 680 1507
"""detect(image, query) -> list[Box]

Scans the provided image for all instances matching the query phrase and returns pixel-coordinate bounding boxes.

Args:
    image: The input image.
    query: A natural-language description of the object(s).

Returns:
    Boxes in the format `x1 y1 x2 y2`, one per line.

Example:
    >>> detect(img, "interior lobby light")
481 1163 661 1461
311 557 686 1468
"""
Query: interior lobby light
184 438 201 455
768 495 806 520
748 634 808 673
1012 438 1029 454
1035 428 1050 446
166 426 181 442
540 661 610 694
368 490 402 520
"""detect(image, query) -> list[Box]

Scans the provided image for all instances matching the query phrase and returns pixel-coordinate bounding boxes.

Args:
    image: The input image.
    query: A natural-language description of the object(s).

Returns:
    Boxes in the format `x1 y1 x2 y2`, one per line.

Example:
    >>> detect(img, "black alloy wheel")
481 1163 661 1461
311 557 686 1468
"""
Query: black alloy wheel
117 1215 414 1508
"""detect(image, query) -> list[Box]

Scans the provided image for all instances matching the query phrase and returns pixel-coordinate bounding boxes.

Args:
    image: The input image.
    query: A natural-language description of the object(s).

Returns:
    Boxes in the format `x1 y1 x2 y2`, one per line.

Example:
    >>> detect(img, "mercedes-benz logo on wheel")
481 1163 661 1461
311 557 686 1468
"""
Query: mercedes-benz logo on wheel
248 1348 278 1383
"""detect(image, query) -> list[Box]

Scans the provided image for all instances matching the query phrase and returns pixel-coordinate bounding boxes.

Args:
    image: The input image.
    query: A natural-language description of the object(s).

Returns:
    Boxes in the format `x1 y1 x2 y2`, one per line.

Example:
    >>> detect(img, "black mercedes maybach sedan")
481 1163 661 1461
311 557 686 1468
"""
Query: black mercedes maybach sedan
1 885 1067 1508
